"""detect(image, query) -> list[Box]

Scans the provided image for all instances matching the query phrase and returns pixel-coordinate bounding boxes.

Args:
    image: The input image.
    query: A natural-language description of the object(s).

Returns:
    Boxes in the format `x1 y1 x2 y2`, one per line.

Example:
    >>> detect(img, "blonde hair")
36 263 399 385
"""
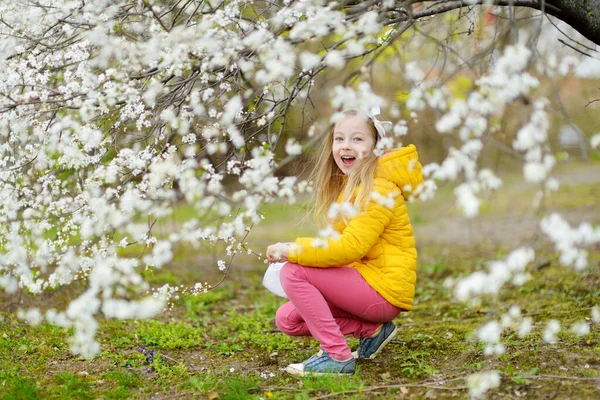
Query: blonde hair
310 110 379 227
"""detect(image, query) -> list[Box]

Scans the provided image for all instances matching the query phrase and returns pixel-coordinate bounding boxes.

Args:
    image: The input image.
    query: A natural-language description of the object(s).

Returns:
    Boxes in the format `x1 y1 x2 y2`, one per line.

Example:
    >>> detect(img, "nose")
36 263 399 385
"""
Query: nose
341 139 352 150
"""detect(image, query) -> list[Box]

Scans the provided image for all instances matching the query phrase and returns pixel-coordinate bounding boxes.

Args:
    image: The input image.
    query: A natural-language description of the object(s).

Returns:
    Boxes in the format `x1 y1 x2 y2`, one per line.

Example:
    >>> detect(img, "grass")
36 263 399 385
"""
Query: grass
1 256 599 399
1 162 600 399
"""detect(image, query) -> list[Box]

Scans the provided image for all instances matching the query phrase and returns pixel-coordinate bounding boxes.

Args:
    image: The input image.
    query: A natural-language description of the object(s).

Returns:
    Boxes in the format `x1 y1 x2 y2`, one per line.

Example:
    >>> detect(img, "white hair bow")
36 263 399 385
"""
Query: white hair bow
368 105 392 139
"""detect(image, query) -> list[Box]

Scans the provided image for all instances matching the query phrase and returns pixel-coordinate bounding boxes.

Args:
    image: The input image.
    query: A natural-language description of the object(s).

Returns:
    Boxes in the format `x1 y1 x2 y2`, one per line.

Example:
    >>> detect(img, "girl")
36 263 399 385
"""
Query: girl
266 109 423 376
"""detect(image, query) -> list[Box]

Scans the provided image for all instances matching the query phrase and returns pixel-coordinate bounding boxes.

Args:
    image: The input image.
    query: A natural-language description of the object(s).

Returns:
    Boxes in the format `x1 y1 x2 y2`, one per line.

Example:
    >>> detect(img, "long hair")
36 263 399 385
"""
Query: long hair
309 110 379 227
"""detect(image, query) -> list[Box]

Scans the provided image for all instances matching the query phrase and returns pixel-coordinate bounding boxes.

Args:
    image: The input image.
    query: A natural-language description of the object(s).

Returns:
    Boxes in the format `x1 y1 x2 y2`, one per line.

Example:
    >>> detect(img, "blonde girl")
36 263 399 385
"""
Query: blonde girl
266 109 423 376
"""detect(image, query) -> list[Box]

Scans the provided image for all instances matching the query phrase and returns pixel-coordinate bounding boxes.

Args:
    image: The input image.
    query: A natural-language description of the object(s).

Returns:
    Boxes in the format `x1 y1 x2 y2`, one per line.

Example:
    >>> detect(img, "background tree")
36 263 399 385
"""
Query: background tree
1 1 599 392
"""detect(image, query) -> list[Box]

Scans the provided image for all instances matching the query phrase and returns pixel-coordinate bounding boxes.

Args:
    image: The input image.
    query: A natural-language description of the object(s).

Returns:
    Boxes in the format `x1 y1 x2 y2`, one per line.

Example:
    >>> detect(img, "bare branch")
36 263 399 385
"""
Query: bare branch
558 38 594 58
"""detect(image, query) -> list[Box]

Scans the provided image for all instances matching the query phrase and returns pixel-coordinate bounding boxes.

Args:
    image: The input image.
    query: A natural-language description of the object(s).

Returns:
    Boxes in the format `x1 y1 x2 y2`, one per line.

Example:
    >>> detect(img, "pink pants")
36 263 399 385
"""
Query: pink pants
276 262 402 361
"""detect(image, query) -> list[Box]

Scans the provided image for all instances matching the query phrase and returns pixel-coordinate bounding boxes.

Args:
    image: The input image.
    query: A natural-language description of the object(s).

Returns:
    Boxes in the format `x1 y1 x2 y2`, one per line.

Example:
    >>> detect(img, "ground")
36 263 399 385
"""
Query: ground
0 160 599 399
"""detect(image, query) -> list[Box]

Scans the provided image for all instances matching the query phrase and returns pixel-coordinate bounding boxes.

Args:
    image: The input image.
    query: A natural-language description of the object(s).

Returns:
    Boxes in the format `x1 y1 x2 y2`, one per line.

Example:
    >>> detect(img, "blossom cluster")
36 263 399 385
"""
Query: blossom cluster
452 247 534 302
0 0 318 357
540 213 600 270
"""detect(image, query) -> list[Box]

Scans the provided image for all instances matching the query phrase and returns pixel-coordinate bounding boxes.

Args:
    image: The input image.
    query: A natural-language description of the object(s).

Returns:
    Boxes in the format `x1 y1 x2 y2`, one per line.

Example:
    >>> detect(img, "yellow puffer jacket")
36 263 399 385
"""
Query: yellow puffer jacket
287 145 423 310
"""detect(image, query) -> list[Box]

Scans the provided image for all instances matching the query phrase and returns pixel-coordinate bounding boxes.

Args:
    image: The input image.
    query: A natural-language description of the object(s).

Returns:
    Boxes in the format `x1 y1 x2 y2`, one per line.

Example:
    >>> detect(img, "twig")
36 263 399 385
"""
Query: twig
409 0 560 22
585 98 600 108
558 38 594 58
142 0 170 32
545 15 598 54
532 374 600 381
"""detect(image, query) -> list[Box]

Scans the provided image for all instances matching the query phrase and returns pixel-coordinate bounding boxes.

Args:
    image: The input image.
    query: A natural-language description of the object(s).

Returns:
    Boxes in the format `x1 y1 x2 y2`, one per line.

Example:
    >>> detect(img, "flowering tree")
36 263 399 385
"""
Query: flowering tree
1 1 599 393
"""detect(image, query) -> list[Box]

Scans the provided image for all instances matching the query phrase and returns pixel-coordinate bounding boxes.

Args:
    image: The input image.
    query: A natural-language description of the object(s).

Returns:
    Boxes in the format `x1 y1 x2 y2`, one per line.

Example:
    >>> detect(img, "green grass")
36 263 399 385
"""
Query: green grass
0 375 41 400
99 370 142 399
2 256 598 399
135 320 204 349
48 373 95 400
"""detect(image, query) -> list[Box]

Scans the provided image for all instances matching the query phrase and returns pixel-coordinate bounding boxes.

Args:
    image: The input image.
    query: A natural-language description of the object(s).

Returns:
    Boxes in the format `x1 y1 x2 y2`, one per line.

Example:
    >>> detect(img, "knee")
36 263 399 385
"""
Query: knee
275 306 288 333
275 303 295 334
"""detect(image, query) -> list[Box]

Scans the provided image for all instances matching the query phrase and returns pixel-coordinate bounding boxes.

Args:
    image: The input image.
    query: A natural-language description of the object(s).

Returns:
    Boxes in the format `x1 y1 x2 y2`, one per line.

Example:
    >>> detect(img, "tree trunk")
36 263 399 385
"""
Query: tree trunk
544 0 600 45
402 1 600 46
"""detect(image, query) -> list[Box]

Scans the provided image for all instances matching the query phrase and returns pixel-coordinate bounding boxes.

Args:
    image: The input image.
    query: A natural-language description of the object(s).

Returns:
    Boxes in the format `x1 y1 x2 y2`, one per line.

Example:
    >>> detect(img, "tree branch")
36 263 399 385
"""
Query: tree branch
405 0 600 46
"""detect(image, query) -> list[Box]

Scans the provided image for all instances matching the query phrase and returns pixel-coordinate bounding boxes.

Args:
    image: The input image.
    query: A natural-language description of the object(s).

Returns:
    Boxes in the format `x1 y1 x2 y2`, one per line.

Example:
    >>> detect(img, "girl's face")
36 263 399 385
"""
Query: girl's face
332 115 376 175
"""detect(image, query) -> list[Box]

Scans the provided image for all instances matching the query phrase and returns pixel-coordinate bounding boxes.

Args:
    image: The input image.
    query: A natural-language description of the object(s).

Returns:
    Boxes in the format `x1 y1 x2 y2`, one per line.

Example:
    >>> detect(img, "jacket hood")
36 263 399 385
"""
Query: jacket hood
375 144 423 200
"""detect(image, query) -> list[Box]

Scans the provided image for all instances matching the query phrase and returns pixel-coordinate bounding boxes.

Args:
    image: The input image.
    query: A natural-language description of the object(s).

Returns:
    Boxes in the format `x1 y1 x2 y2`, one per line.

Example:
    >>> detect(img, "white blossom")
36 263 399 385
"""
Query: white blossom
518 317 533 338
300 52 321 71
405 62 425 83
454 248 534 301
317 225 341 241
543 320 561 343
102 297 165 320
330 83 386 121
592 306 600 324
467 370 500 398
371 190 399 209
285 139 303 156
324 50 345 69
406 88 426 111
393 121 408 136
571 321 590 337
17 308 44 327
477 321 505 356
540 213 600 270
454 183 480 218
591 134 600 149
143 241 173 269
327 202 358 221
436 100 467 133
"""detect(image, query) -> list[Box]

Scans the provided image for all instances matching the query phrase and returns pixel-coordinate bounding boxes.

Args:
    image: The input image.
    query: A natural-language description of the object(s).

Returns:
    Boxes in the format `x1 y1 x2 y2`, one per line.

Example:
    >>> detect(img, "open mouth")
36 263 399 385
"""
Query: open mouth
341 155 356 167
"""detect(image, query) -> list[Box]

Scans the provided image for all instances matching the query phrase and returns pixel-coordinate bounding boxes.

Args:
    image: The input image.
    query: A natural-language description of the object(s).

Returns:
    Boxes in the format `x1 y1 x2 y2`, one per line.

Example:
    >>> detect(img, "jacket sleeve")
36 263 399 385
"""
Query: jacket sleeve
287 180 397 267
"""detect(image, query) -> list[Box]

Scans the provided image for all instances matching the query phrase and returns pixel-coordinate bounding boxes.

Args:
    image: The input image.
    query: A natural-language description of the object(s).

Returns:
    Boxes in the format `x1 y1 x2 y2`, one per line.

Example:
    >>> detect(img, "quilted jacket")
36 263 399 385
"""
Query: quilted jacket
287 145 423 310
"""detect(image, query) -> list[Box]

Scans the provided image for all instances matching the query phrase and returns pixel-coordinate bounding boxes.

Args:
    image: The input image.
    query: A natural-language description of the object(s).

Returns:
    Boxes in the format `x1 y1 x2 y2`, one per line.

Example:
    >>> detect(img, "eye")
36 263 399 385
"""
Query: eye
333 136 343 141
353 137 363 142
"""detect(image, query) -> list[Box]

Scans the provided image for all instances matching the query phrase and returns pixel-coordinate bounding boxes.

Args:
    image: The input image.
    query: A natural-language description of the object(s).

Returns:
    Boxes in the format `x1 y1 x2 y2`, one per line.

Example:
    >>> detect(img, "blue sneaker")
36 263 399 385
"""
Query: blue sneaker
285 349 355 376
352 321 398 359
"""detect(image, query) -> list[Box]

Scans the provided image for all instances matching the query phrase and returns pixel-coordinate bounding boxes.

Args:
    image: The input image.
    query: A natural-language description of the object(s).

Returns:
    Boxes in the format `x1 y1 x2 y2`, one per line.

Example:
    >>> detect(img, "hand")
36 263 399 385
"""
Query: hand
266 242 290 263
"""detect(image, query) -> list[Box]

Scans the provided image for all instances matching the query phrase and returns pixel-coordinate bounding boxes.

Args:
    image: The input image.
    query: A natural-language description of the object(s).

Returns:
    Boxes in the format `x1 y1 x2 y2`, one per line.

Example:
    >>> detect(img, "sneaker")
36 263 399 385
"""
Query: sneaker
352 321 398 359
285 349 355 376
